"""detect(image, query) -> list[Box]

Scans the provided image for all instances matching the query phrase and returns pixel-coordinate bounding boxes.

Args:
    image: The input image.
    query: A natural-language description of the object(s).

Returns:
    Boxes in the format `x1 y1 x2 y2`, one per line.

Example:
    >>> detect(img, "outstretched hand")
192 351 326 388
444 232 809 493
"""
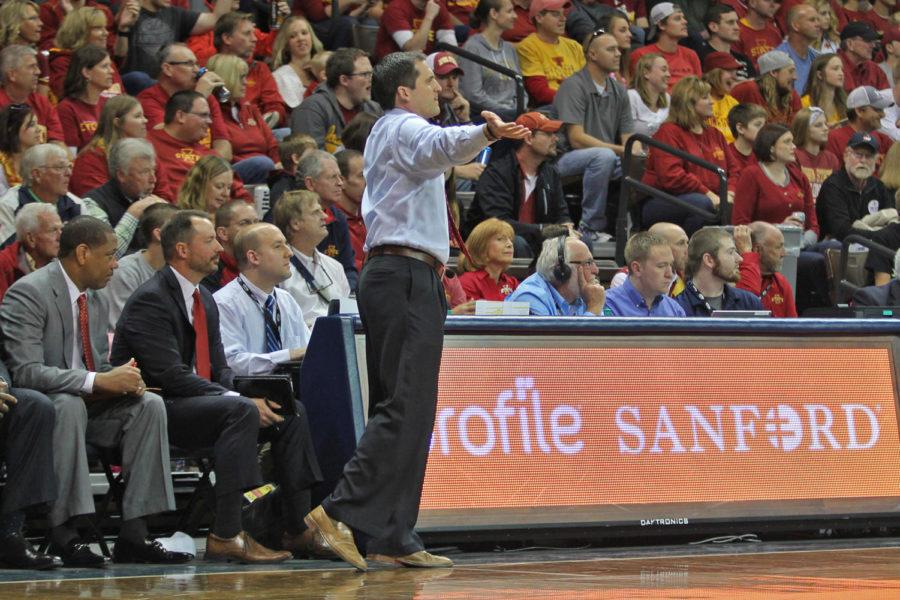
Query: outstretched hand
481 111 530 141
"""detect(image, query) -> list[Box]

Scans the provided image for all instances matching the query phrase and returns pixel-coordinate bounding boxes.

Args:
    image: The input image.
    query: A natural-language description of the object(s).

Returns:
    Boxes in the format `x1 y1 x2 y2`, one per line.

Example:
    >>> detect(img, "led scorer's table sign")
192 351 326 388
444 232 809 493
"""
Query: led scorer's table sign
354 333 900 532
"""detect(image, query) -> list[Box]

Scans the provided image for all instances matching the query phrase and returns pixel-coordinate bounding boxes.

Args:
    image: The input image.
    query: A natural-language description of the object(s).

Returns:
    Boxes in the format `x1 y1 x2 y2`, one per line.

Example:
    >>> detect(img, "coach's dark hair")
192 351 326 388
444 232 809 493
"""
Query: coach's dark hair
59 215 114 258
160 209 211 262
326 47 368 89
164 90 205 125
372 51 425 110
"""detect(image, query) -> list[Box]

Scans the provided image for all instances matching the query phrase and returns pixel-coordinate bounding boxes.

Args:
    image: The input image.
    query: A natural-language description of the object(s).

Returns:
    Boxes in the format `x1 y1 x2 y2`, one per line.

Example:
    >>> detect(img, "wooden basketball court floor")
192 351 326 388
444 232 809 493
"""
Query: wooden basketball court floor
3 538 900 599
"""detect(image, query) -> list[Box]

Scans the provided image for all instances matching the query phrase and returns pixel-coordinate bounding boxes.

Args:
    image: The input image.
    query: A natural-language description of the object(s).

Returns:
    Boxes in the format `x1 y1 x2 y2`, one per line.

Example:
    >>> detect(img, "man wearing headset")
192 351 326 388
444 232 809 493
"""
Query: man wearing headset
505 235 606 315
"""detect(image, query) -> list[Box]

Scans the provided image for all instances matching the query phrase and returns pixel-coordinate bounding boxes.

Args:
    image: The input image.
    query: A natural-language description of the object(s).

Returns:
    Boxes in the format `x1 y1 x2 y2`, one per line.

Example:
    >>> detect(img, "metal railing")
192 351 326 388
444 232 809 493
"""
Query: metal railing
835 234 897 303
615 133 729 265
435 42 527 117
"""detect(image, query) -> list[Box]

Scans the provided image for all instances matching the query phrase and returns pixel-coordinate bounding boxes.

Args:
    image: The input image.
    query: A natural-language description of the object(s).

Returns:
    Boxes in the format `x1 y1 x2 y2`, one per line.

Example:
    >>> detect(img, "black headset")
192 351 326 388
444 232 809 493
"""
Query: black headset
552 235 571 283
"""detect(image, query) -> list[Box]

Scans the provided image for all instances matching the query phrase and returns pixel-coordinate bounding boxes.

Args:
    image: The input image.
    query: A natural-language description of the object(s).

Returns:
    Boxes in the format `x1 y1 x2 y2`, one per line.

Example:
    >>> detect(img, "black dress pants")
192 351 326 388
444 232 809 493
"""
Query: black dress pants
323 255 448 556
0 389 57 515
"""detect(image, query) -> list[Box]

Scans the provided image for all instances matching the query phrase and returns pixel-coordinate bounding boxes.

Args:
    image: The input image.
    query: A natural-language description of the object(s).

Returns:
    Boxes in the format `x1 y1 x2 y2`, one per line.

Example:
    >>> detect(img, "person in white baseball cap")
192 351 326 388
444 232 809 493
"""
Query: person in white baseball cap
825 85 895 163
732 49 801 125
627 2 700 91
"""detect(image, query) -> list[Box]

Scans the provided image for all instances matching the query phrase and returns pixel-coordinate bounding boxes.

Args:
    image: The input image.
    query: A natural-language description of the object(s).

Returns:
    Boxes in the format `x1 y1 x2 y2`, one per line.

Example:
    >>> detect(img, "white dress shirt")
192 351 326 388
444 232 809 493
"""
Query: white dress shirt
280 246 350 329
59 263 95 393
361 108 491 264
170 265 199 324
214 274 311 376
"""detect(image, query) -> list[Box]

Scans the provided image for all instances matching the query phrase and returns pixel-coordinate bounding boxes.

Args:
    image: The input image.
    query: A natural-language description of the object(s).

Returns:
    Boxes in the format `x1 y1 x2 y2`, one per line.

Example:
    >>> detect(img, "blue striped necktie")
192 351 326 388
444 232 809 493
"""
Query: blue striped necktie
264 294 281 353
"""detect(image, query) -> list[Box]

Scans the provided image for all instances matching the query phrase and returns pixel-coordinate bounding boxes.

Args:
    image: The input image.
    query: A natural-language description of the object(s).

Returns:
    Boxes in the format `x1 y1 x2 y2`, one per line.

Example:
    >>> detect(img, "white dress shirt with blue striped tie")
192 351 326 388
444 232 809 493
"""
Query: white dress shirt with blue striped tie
213 274 312 376
361 108 493 264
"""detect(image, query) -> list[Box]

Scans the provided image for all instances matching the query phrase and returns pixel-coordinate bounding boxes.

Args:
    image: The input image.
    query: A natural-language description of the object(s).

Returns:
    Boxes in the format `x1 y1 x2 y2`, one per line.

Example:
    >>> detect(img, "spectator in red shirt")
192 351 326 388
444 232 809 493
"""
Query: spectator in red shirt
0 0 51 98
206 54 280 184
726 102 766 175
731 49 802 125
502 0 536 42
49 7 127 101
733 122 835 310
838 20 890 91
734 0 784 68
375 0 457 59
334 149 366 272
458 218 521 301
177 154 235 217
57 46 115 151
137 43 232 160
213 12 287 129
0 203 62 302
293 0 375 51
629 3 701 92
0 46 65 145
737 220 798 316
0 104 42 196
148 90 220 202
37 0 127 53
72 94 148 196
826 85 894 164
867 0 896 34
791 106 840 200
200 198 259 292
642 76 735 236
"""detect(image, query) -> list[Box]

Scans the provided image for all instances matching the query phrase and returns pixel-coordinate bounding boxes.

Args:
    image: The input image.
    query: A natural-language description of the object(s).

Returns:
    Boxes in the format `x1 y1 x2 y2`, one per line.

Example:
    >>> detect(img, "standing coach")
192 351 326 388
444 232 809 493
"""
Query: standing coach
303 51 528 571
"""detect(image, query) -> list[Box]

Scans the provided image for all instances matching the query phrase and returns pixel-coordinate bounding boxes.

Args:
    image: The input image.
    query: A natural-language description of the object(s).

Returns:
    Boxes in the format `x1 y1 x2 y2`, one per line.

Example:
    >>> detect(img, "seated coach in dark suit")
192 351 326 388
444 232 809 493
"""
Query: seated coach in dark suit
0 357 61 570
0 216 186 567
111 210 324 563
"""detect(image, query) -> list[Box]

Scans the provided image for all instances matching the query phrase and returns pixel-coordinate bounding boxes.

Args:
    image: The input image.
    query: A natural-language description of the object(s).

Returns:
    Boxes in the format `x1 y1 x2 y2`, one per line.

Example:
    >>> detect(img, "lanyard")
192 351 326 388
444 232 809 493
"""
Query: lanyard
760 279 774 299
236 276 282 339
686 280 716 316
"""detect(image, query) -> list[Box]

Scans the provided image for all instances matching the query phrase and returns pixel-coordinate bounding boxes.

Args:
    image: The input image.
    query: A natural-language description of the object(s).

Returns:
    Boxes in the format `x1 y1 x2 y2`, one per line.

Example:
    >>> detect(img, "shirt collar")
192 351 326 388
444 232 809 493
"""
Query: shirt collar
539 274 584 316
291 245 317 265
623 277 662 310
238 273 271 303
59 262 82 306
169 265 199 305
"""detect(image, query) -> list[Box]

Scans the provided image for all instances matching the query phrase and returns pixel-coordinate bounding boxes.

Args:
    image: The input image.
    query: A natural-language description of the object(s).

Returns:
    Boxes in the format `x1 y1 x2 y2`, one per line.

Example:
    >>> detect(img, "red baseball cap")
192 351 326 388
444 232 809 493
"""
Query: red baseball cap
426 51 464 76
515 111 563 133
703 51 741 72
529 0 571 21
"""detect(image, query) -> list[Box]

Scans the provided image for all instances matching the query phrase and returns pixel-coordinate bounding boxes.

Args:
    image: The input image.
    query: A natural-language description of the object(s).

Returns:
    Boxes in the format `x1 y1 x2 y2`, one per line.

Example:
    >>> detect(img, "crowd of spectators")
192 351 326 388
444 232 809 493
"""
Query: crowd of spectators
5 0 900 572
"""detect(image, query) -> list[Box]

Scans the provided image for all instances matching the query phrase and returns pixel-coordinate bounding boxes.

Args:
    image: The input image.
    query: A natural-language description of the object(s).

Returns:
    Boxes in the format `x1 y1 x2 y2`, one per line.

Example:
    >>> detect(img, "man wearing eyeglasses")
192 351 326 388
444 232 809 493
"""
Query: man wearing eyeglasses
290 48 382 153
0 46 65 145
137 43 232 160
506 235 606 315
817 131 900 285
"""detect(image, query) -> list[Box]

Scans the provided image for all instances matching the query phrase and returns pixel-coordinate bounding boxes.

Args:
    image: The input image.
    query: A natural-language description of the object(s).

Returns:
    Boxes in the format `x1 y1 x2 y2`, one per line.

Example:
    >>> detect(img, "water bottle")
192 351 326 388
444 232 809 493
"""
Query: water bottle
195 67 231 103
475 147 492 166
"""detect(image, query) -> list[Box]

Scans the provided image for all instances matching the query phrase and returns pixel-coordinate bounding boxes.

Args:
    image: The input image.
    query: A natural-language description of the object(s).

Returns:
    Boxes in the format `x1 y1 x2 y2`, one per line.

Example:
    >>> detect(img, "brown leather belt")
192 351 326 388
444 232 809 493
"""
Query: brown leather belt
368 245 444 275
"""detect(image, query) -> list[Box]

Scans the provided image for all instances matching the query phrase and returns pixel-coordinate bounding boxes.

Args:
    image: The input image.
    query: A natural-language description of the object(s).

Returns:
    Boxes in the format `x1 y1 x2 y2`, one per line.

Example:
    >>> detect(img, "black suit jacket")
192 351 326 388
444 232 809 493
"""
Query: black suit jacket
111 265 234 397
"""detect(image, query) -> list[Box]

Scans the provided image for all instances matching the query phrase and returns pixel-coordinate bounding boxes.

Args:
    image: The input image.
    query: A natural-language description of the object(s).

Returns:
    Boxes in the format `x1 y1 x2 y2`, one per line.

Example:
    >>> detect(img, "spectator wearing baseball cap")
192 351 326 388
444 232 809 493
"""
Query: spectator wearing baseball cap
426 52 471 127
732 50 803 125
629 3 701 92
826 85 894 163
460 0 528 123
879 28 900 87
838 20 890 91
516 0 583 106
467 112 572 257
702 51 741 142
775 3 822 94
554 30 635 248
732 0 783 70
373 0 457 59
817 129 900 285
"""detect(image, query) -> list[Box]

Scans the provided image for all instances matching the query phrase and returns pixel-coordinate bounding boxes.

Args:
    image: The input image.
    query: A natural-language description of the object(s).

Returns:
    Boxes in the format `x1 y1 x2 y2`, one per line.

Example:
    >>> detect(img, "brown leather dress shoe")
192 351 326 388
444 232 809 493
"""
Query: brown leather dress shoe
367 550 454 568
205 531 292 564
303 506 367 571
281 529 337 559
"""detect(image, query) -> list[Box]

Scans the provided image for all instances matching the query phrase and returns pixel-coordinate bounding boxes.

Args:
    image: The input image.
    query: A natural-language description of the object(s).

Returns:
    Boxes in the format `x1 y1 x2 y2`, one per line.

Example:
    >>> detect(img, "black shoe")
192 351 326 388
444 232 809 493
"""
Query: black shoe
113 538 193 564
49 539 109 568
0 532 62 570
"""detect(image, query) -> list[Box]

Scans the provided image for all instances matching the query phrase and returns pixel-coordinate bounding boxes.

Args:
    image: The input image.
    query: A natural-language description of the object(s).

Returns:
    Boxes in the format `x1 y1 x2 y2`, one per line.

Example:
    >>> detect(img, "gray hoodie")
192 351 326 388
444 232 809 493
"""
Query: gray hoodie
459 34 527 119
289 84 382 152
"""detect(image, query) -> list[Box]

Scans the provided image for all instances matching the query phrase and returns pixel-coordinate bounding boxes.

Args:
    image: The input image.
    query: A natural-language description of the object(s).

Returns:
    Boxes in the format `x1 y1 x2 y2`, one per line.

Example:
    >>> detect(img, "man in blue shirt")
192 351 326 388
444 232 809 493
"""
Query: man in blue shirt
676 226 764 316
506 236 606 316
774 4 820 94
302 52 528 572
605 231 686 317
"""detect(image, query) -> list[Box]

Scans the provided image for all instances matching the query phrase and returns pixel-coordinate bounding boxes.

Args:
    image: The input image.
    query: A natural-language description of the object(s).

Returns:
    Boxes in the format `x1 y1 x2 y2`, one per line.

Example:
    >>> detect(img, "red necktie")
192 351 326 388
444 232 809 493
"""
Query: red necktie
77 294 95 371
192 289 211 380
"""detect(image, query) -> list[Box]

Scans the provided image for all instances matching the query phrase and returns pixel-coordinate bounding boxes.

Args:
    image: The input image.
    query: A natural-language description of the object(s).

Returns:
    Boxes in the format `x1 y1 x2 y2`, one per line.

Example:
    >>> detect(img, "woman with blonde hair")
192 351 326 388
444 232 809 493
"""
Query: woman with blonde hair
801 54 847 127
791 106 840 200
177 155 235 215
806 0 841 54
0 1 50 97
49 6 124 100
878 141 900 200
457 218 520 301
628 53 670 137
71 94 147 195
272 16 323 110
641 76 735 236
207 54 281 184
